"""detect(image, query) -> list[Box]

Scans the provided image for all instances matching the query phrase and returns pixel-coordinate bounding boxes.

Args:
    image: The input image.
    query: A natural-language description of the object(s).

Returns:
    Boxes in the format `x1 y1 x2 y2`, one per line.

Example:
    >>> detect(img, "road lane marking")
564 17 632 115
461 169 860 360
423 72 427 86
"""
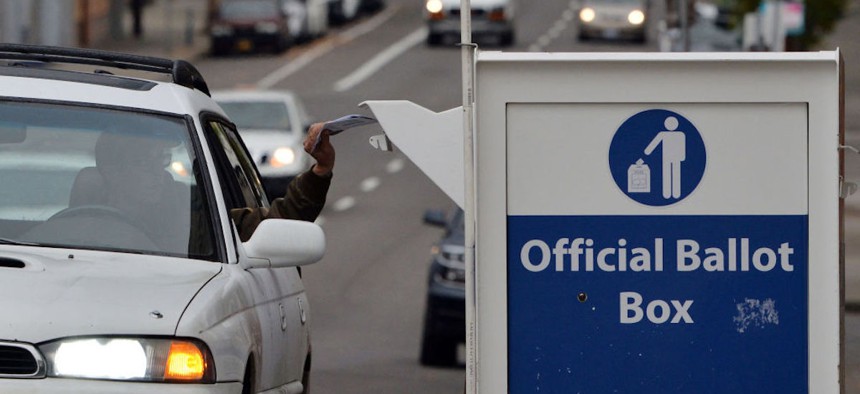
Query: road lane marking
530 2 579 51
386 158 405 173
256 5 400 89
333 27 428 92
333 196 356 211
360 176 381 192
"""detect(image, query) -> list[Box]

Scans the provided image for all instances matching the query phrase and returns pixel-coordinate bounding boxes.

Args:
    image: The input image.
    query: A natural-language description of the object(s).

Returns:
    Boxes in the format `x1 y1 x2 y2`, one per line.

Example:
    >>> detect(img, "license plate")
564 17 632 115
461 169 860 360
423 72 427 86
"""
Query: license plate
237 39 253 52
602 29 619 39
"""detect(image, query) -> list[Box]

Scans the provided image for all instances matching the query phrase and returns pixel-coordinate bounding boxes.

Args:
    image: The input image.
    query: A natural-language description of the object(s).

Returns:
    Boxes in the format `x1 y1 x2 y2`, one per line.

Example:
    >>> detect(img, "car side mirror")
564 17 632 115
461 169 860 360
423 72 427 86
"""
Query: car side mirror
242 219 325 269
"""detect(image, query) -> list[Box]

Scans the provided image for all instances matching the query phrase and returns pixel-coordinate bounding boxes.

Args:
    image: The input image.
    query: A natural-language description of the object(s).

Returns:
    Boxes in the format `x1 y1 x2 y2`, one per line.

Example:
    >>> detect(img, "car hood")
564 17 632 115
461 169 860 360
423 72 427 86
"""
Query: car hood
0 246 221 344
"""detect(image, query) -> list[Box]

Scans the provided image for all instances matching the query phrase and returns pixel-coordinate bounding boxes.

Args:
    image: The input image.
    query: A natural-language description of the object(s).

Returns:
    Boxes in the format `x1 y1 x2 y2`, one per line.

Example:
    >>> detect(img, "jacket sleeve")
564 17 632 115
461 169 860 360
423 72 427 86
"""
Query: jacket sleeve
230 168 332 242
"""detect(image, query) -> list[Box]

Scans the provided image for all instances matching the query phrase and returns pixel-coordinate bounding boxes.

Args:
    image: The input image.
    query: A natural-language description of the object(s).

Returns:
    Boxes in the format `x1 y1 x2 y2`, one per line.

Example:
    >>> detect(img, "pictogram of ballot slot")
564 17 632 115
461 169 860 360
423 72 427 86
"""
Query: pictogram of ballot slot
628 158 650 193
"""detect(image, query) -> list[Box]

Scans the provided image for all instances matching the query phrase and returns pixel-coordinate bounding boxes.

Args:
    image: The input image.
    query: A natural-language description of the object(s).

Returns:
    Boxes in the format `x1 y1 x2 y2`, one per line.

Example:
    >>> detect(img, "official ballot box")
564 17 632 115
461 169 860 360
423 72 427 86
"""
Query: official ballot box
474 52 844 393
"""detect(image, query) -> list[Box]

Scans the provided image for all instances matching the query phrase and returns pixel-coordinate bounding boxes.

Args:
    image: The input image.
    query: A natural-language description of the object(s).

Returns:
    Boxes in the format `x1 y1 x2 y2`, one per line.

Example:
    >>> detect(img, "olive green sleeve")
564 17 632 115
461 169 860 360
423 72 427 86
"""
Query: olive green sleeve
231 168 331 242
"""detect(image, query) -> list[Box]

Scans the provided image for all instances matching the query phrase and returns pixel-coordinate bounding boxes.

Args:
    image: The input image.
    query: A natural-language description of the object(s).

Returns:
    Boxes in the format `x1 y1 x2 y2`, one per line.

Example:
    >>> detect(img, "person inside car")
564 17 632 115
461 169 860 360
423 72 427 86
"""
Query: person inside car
75 122 335 251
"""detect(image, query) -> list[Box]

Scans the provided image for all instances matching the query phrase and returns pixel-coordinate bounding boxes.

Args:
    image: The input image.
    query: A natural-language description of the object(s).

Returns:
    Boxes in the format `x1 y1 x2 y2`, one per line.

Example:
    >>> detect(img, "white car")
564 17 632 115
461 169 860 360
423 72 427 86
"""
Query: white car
424 0 515 46
0 44 322 394
213 89 314 201
282 0 329 42
577 0 648 43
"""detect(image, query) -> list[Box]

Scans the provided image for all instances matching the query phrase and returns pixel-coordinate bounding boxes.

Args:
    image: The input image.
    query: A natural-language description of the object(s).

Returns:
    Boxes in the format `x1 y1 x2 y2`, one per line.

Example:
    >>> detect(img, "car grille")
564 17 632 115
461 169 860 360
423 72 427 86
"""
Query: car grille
449 9 487 16
0 343 45 378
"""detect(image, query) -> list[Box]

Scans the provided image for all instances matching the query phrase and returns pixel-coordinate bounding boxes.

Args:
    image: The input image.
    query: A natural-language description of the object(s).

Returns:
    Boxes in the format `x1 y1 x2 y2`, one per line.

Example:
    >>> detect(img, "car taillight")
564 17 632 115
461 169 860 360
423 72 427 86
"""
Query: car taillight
488 8 506 21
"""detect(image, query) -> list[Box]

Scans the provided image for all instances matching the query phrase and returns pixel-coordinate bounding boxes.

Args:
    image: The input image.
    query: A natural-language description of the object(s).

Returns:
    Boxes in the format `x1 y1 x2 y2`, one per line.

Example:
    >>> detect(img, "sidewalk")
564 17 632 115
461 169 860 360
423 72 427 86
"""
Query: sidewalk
92 0 210 61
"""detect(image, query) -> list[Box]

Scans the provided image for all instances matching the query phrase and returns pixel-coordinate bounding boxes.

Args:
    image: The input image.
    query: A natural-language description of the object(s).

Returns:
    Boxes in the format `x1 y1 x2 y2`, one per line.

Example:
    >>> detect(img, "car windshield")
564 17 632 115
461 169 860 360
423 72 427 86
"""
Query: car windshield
218 101 293 132
220 0 280 19
0 100 218 260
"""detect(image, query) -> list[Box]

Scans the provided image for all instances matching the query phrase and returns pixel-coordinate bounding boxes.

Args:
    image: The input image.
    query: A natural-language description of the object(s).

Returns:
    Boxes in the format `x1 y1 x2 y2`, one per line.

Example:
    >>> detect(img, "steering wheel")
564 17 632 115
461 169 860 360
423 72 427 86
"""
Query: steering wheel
49 205 136 223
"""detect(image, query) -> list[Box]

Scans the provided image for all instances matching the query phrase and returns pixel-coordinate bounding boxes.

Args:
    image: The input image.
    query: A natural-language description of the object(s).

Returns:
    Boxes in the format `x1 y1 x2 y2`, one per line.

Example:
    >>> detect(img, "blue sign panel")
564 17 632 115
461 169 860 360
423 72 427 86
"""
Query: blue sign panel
609 109 706 206
507 215 808 393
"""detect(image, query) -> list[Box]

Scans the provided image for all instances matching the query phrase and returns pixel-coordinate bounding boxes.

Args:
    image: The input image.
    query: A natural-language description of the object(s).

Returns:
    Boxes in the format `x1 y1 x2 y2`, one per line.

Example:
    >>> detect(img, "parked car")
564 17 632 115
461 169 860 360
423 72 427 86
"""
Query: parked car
577 0 648 43
212 89 314 202
0 44 321 393
420 208 466 366
327 0 384 25
282 0 329 42
424 0 515 46
210 0 292 56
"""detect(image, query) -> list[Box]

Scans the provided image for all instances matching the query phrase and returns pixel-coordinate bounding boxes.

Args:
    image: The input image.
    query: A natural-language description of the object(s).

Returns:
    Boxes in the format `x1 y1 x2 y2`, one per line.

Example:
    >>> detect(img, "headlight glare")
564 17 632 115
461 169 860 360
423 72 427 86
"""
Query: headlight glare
40 337 214 383
426 0 443 14
579 7 596 22
270 147 296 167
628 9 645 25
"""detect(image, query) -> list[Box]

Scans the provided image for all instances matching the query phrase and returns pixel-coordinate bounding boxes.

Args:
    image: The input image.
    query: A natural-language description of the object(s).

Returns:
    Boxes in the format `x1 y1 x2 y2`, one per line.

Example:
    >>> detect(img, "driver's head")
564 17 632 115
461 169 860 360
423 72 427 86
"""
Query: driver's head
95 131 173 205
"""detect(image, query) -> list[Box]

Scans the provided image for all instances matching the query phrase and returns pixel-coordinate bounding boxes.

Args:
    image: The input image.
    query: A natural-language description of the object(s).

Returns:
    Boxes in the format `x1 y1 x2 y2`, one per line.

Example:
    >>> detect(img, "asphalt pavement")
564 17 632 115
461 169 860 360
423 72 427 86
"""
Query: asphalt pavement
88 0 860 391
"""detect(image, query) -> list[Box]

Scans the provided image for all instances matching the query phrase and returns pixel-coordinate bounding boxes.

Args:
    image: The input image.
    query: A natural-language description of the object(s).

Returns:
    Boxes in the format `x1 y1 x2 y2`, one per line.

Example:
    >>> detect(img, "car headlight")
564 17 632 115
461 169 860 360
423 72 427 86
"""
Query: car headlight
628 9 645 25
211 24 233 36
426 0 443 14
256 22 280 34
39 337 215 383
579 7 596 23
270 147 296 167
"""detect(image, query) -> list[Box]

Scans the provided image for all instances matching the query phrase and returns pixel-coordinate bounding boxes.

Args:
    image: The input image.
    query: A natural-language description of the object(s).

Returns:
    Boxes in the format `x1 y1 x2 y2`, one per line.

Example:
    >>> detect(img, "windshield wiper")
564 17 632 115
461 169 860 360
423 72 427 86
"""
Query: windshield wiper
0 238 40 246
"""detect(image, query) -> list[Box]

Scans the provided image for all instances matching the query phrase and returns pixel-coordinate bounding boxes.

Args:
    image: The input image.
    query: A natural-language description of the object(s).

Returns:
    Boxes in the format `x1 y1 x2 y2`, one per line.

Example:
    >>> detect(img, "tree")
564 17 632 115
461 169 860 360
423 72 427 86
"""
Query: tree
733 0 848 49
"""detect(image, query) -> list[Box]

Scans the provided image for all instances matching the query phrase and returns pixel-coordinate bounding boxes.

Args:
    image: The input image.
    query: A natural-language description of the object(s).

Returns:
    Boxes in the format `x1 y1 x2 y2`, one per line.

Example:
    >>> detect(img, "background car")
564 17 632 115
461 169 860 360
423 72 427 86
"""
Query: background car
577 0 648 43
0 44 322 393
213 89 314 202
419 207 466 366
210 0 292 56
424 0 515 47
282 0 329 42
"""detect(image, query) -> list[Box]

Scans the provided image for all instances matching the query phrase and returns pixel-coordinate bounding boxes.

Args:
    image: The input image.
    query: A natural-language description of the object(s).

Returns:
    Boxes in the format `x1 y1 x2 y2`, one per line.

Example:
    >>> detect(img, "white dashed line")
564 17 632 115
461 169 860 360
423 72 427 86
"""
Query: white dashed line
386 158 405 173
360 176 381 192
333 27 428 92
332 196 356 212
255 5 400 89
530 2 579 51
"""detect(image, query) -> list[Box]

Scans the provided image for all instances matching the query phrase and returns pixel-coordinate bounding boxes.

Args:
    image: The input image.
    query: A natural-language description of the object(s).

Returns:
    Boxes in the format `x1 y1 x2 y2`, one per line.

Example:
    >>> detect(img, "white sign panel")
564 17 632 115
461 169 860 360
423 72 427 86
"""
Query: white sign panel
475 52 842 393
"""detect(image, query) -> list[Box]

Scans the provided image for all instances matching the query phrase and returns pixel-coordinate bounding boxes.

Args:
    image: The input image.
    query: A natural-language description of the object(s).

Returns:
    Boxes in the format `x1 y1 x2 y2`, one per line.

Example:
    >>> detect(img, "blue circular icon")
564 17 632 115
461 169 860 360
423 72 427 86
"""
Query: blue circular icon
608 109 706 206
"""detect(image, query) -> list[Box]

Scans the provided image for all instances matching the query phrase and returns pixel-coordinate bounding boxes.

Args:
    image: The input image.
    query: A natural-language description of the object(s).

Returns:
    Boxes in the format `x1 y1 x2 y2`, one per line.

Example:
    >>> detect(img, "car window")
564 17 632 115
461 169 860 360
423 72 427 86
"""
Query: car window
220 0 280 19
0 100 218 260
217 101 293 132
205 120 269 210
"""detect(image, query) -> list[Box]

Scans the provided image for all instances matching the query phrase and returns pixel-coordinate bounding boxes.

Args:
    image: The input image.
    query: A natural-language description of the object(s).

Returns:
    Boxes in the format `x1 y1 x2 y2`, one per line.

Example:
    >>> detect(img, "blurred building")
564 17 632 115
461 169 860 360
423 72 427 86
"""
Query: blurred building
0 0 130 48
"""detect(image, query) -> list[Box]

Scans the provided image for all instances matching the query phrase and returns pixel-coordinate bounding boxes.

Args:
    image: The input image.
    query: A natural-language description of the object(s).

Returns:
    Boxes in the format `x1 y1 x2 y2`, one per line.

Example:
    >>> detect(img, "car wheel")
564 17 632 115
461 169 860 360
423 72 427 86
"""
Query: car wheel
242 359 255 394
500 31 515 47
301 354 312 394
427 32 442 46
419 312 457 366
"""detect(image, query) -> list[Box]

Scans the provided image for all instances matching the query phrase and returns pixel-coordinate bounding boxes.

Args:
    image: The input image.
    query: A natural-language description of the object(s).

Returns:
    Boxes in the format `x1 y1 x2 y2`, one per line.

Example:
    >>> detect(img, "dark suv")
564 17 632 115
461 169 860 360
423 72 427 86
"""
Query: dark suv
209 0 291 56
419 208 465 367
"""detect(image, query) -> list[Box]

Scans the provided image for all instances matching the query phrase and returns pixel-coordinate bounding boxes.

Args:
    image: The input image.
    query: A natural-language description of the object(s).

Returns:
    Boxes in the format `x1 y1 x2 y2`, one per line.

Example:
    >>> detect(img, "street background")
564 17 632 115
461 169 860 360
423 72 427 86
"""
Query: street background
15 0 860 391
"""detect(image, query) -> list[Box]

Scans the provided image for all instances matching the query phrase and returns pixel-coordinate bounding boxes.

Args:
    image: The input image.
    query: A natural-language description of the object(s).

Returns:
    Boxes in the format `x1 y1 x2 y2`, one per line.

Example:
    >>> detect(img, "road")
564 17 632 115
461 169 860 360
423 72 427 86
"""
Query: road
182 0 860 392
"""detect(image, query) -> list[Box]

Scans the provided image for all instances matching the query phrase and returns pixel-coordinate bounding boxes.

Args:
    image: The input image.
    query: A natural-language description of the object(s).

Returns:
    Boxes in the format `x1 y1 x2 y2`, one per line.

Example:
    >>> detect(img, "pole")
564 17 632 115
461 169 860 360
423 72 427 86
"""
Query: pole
460 0 477 392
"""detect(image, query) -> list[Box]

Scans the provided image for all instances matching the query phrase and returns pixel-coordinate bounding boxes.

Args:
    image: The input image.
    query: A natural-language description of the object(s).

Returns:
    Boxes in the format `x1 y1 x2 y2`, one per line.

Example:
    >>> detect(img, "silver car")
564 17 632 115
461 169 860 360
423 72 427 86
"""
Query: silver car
424 0 515 46
213 90 314 201
577 0 648 43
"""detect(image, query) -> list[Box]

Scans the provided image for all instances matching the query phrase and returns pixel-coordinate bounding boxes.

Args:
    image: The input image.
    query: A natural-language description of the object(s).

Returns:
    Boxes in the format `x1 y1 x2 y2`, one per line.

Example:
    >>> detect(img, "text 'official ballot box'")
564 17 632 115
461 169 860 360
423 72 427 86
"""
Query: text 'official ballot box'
474 52 843 393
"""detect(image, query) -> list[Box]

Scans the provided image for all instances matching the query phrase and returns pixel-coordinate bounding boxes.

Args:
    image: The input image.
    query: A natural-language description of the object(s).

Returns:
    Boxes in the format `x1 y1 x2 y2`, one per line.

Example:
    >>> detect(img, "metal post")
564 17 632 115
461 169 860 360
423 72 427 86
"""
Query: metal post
460 0 477 392
679 0 689 51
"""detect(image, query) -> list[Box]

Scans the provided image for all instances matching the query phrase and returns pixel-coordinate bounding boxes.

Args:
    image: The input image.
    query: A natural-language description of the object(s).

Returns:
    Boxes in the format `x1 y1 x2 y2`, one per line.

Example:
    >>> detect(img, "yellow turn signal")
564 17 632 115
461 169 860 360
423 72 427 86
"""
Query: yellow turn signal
165 341 206 381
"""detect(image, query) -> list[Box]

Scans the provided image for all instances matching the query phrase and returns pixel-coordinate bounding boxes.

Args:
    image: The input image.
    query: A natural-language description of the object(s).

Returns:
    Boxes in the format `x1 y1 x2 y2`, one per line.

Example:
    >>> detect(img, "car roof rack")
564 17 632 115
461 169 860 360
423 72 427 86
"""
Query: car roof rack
0 43 211 96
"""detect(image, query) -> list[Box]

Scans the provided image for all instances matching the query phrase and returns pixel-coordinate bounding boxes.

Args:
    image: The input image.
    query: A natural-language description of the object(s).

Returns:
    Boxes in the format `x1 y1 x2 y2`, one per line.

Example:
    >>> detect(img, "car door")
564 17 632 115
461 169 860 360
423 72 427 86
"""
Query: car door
203 118 302 390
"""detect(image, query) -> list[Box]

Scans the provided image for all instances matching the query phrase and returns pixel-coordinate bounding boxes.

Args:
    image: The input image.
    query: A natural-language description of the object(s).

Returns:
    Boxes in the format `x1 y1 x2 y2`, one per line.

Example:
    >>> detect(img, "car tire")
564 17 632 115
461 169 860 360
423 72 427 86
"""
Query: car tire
500 31 515 47
419 312 457 366
427 32 443 46
301 354 312 394
241 359 255 394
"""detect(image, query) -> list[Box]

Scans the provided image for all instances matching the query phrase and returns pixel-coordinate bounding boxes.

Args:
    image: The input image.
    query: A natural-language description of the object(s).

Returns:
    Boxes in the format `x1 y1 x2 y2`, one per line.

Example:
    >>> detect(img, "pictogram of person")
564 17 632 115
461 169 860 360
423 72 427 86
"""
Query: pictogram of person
644 116 686 199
